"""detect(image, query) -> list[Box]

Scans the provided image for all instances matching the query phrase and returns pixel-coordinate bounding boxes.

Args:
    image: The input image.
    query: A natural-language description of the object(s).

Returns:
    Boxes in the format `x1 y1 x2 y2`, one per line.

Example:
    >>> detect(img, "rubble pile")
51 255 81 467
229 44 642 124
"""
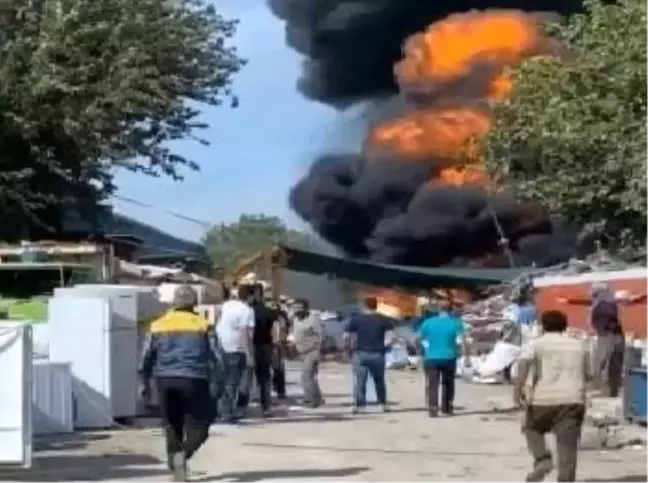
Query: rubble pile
460 251 645 353
461 292 512 353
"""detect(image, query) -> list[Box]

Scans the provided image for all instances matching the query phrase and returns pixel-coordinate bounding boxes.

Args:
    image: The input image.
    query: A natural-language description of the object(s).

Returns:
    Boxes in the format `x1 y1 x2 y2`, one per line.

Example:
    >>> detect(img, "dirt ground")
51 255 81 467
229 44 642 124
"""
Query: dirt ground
1 363 646 482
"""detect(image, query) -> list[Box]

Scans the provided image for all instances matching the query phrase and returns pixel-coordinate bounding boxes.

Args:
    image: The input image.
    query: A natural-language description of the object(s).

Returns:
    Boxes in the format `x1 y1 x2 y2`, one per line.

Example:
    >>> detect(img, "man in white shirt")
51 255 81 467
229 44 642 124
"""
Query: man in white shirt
216 285 255 423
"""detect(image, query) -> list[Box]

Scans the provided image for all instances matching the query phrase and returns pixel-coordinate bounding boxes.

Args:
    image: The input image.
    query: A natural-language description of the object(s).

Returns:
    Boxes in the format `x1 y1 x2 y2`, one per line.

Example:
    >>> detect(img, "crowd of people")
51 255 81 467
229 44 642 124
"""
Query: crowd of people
137 280 644 482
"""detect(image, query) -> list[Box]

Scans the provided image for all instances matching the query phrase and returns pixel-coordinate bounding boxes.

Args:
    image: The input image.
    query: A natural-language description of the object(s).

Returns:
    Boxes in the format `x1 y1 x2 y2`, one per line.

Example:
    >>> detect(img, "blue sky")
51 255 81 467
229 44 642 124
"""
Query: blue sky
112 0 364 242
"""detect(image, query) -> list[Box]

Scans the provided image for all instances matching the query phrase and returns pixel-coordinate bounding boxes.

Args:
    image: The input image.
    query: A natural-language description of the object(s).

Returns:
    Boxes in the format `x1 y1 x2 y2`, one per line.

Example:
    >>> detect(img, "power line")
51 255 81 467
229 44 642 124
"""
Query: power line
113 195 213 228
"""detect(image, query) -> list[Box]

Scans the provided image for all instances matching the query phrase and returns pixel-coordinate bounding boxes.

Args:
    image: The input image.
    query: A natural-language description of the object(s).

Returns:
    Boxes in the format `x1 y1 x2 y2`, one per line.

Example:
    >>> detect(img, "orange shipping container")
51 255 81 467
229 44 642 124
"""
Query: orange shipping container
533 268 647 338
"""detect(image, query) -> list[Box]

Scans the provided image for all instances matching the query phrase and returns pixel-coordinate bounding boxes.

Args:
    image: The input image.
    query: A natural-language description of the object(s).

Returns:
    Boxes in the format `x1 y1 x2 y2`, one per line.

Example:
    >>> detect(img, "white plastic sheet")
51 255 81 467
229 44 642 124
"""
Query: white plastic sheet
385 344 409 369
476 341 521 377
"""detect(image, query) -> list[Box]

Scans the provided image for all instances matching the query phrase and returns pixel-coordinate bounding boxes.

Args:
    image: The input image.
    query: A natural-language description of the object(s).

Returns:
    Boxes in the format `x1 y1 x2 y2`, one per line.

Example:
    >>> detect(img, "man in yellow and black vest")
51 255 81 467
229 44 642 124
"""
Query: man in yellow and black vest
139 285 221 482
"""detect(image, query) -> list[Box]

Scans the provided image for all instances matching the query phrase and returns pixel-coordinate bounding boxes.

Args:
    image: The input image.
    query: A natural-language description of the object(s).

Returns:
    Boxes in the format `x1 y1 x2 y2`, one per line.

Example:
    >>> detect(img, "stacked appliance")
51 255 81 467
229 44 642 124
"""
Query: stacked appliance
49 285 164 428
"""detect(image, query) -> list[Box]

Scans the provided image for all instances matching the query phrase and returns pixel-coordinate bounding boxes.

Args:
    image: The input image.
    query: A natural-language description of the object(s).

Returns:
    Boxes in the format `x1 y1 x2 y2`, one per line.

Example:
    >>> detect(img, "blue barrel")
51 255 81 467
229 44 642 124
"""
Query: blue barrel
624 367 648 424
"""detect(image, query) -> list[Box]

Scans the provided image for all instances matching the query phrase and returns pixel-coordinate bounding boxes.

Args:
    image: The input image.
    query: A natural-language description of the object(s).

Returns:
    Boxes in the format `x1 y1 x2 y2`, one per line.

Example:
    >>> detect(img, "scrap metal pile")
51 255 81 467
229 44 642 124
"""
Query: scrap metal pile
461 251 645 354
461 292 514 354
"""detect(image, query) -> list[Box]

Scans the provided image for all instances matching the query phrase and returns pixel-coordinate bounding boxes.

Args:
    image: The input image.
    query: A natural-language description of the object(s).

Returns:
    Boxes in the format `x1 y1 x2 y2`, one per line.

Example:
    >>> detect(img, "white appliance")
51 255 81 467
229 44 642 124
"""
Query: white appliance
49 289 138 428
32 360 74 435
0 323 32 467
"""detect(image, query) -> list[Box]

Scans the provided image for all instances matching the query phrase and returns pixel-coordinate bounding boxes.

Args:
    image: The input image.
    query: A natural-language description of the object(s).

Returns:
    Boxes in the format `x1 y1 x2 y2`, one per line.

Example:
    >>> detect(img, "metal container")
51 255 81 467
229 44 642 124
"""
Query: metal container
625 366 647 425
32 360 74 435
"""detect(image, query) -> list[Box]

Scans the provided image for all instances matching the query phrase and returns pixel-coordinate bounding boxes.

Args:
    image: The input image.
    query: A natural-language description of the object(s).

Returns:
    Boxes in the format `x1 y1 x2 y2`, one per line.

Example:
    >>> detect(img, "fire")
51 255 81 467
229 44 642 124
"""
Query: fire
360 287 419 318
355 11 561 309
438 165 488 186
394 11 548 95
366 10 557 187
368 106 492 161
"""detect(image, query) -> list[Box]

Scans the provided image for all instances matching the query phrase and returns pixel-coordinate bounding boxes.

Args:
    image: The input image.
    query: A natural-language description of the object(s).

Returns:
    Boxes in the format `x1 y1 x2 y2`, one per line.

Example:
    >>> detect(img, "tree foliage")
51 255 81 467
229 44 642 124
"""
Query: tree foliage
202 213 313 271
0 0 244 237
485 0 646 255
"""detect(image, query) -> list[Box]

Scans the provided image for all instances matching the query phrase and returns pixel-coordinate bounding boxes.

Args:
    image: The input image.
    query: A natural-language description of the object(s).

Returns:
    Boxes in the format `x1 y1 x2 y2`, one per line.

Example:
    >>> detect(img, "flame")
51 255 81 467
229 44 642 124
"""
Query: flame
361 287 419 318
354 11 560 306
368 106 492 161
366 10 557 187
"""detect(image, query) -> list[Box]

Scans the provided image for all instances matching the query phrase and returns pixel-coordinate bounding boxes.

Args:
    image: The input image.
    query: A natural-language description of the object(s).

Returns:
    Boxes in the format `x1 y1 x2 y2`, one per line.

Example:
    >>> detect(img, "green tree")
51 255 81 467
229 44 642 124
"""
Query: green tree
485 0 646 255
203 213 313 271
0 0 244 238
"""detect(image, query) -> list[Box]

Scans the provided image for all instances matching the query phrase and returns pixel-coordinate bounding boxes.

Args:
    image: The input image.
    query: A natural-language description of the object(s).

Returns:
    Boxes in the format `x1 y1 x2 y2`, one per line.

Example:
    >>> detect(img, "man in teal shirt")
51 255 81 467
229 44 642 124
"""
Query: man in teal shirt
416 299 465 417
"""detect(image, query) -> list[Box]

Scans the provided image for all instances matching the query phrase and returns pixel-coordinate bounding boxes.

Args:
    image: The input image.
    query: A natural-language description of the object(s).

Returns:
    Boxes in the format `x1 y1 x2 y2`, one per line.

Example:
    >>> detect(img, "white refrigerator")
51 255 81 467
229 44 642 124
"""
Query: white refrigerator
49 289 139 428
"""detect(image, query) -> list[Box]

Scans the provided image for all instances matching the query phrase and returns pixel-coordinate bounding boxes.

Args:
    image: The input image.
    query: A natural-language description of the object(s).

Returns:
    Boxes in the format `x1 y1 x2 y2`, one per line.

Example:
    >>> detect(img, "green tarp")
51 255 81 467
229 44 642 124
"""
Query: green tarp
279 244 531 290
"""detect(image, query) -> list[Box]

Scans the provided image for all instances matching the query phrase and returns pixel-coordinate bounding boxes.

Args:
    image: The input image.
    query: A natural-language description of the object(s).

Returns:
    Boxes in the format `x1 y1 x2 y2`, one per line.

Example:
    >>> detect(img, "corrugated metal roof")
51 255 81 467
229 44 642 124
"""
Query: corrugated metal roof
279 244 531 290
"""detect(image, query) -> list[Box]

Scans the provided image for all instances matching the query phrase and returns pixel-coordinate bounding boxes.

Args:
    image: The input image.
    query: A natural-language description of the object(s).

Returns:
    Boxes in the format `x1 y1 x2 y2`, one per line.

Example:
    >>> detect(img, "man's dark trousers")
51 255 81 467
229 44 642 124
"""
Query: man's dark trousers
156 377 211 461
219 352 246 421
271 346 286 399
352 351 386 407
254 345 273 411
424 359 456 414
237 346 273 412
524 404 585 482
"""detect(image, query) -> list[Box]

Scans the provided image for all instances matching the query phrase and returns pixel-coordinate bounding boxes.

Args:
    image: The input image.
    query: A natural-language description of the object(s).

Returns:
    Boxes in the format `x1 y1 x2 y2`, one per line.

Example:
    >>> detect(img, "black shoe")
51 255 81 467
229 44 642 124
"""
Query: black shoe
428 410 439 418
525 457 554 482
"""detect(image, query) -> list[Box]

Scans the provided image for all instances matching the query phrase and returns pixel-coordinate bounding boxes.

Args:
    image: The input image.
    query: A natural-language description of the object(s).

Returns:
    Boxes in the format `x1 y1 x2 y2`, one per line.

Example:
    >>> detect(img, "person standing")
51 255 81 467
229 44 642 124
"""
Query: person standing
416 298 465 417
238 283 276 417
292 298 325 407
514 310 589 482
268 298 290 401
215 285 255 423
501 281 538 380
138 285 221 482
344 296 395 414
559 282 645 397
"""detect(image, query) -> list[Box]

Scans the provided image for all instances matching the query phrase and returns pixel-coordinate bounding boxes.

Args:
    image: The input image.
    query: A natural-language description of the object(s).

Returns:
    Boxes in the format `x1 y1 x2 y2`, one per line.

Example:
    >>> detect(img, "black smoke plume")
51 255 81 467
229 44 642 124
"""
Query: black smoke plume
267 0 582 103
270 0 584 267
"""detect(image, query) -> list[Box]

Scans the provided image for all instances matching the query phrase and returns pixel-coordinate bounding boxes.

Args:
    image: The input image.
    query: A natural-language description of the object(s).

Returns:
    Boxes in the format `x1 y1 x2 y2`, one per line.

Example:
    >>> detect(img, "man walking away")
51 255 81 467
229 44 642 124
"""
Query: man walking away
344 296 395 414
216 285 255 423
292 299 325 407
515 310 589 482
416 298 465 417
139 285 221 482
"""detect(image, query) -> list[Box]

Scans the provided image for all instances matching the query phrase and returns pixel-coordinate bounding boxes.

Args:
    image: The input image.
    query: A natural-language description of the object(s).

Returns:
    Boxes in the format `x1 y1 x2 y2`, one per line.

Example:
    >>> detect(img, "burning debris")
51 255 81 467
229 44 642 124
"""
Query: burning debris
280 7 579 267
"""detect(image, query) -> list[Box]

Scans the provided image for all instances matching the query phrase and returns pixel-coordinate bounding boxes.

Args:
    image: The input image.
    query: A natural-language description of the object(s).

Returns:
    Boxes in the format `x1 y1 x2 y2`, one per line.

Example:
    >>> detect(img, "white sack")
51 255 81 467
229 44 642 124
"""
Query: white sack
477 341 521 377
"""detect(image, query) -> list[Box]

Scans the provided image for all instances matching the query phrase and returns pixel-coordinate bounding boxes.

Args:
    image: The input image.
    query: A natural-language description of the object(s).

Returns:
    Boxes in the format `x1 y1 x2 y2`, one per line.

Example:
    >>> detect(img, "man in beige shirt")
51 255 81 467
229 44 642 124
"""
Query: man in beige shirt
514 310 589 482
292 298 325 407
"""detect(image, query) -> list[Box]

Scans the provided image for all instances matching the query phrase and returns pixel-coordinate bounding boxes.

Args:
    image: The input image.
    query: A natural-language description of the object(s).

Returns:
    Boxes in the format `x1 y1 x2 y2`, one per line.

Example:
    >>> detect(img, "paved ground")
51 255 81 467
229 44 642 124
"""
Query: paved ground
1 363 646 482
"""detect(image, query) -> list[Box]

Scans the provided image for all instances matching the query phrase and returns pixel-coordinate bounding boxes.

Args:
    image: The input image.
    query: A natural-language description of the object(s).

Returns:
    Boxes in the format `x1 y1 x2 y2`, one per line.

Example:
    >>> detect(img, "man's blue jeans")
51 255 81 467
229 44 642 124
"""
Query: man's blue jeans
352 351 386 407
219 351 246 421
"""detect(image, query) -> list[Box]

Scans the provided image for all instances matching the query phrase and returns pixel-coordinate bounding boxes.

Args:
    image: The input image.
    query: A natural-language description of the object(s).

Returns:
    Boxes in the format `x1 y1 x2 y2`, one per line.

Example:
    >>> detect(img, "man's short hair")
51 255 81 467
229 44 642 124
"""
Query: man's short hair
540 310 568 333
173 284 198 308
362 296 378 310
237 284 253 300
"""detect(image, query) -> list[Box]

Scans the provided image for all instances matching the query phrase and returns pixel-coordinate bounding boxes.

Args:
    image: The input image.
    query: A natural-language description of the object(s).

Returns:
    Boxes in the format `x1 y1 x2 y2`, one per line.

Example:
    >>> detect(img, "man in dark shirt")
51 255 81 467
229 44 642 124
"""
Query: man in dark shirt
236 283 277 417
266 298 289 400
250 284 276 416
344 296 395 414
559 282 645 397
